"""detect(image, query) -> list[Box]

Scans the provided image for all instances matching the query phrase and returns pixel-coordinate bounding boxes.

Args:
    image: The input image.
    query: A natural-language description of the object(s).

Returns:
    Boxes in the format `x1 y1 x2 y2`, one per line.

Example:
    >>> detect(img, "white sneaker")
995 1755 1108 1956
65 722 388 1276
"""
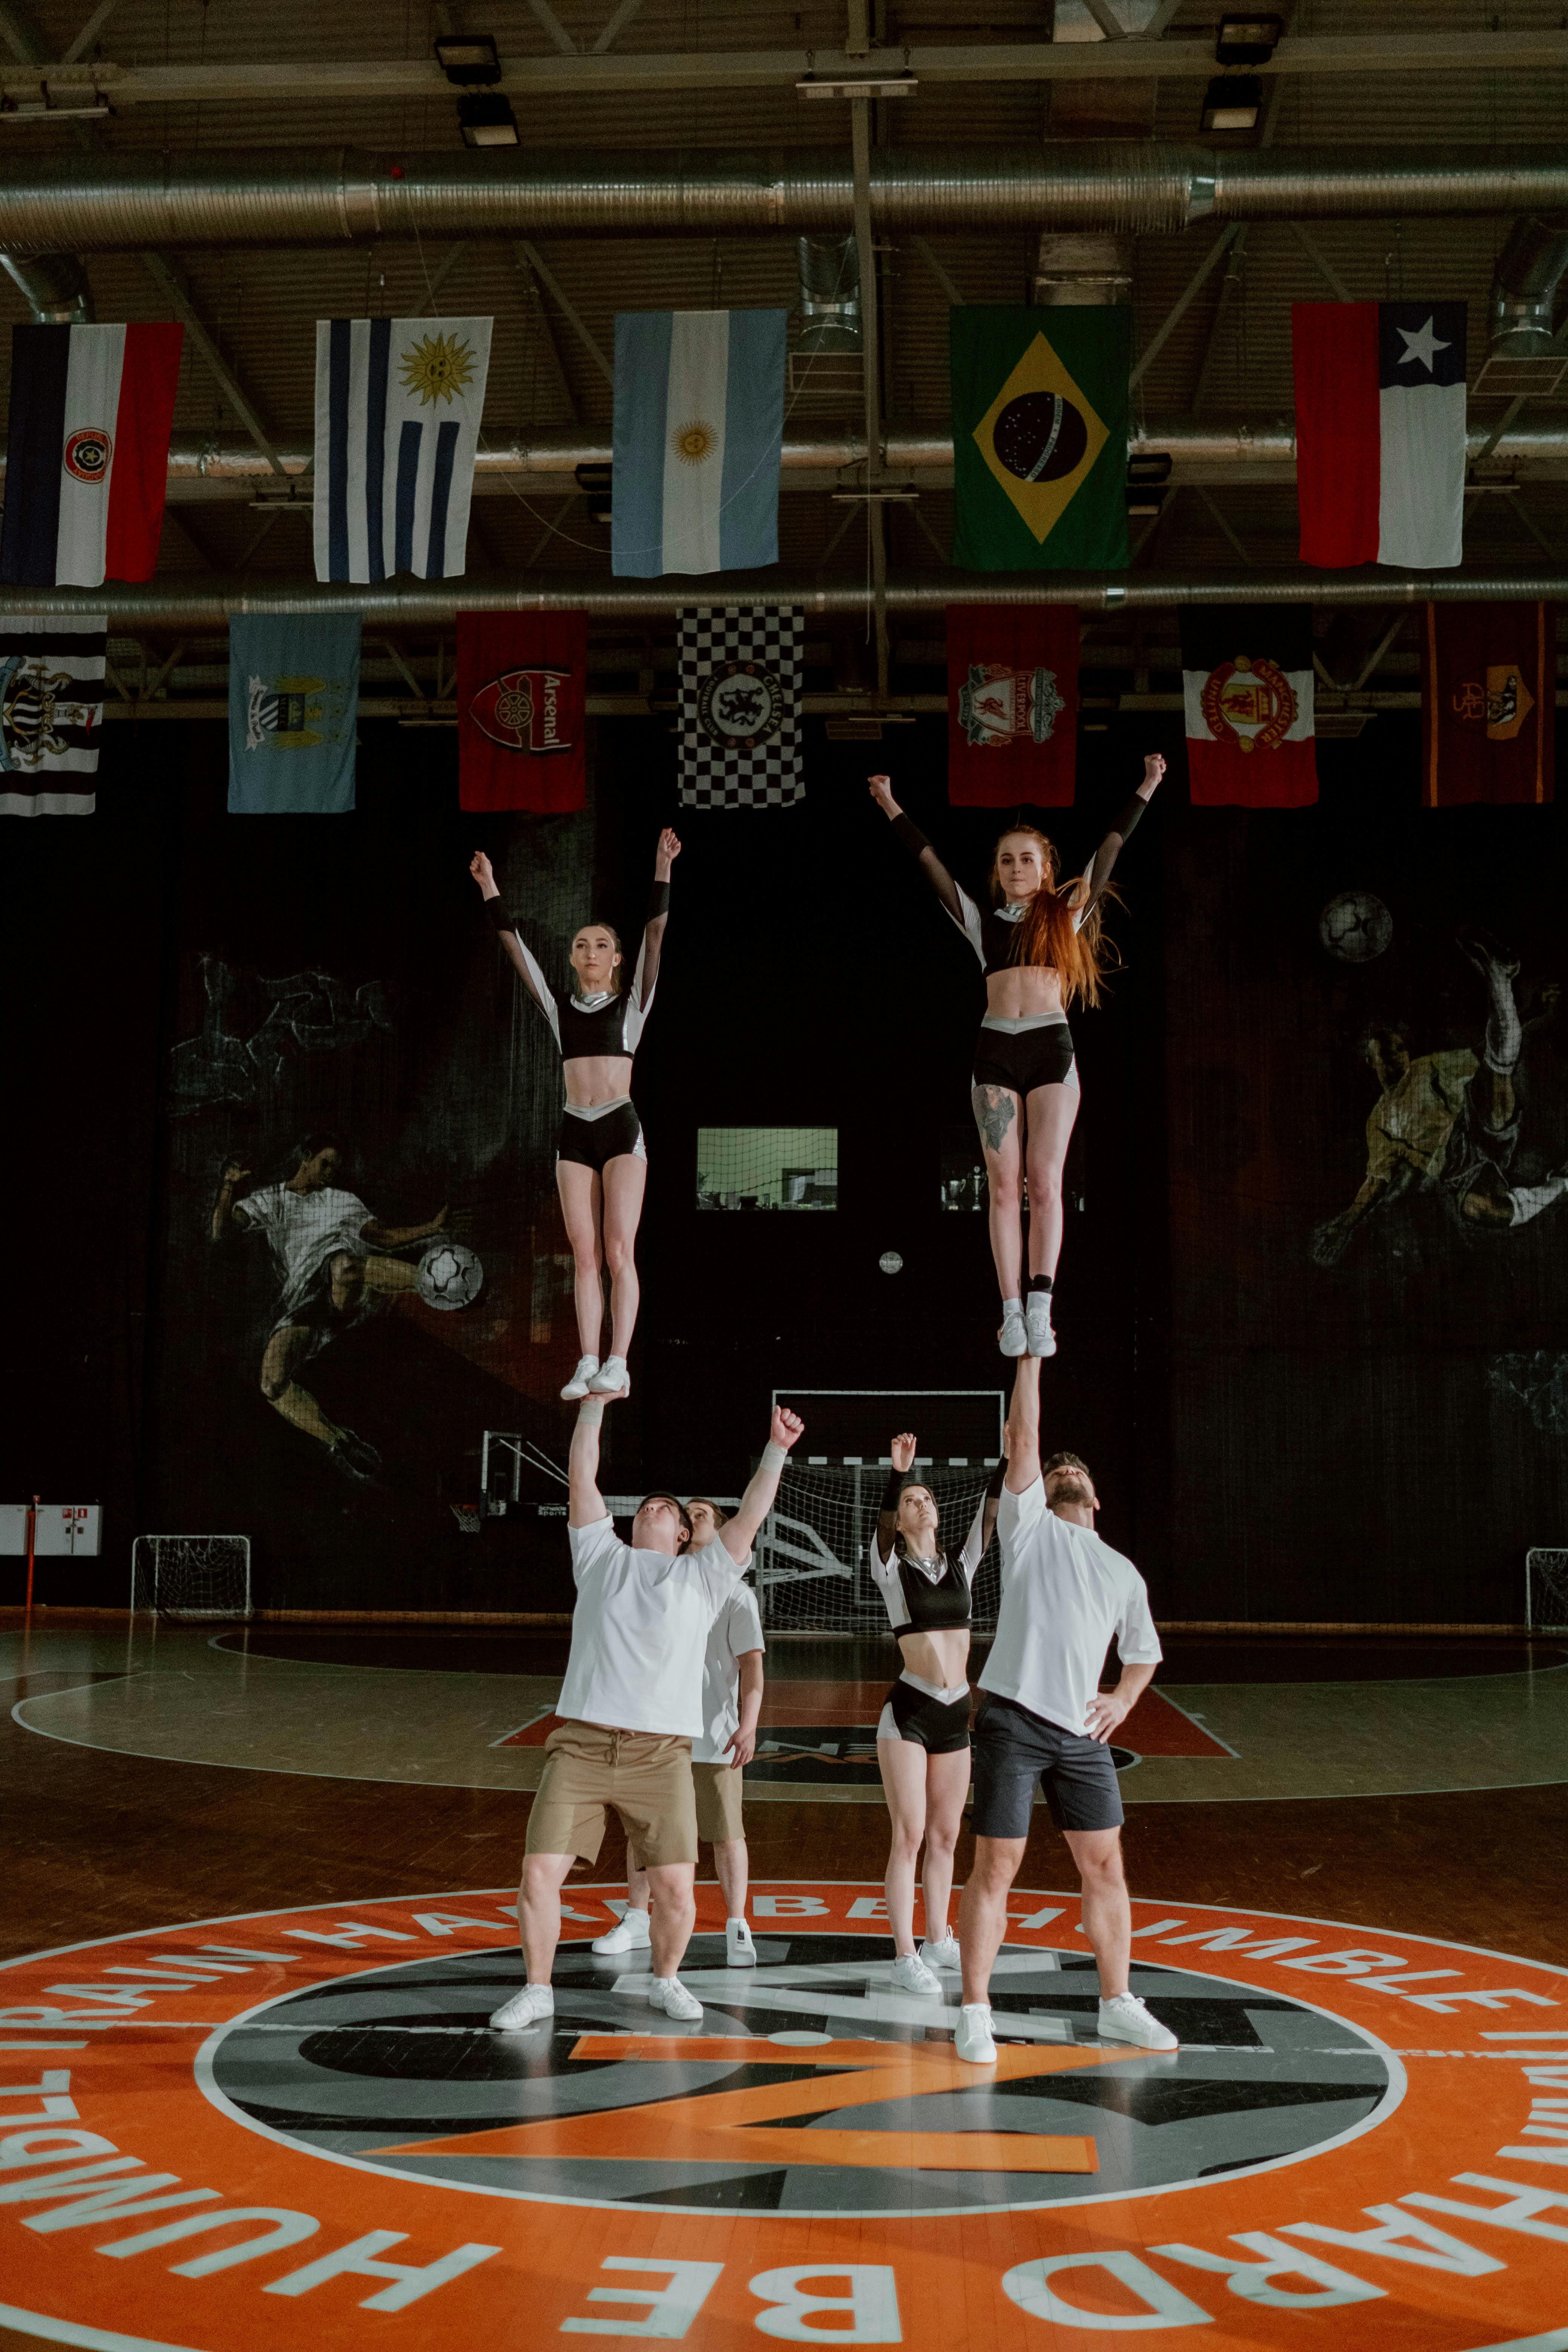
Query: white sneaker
920 1934 960 1974
648 1976 703 2021
593 1909 651 1955
726 1917 757 1968
954 2003 998 2064
1026 1289 1057 1358
488 1983 554 2032
1098 1992 1178 2050
890 1951 943 1997
998 1301 1027 1358
560 1354 599 1401
587 1354 629 1398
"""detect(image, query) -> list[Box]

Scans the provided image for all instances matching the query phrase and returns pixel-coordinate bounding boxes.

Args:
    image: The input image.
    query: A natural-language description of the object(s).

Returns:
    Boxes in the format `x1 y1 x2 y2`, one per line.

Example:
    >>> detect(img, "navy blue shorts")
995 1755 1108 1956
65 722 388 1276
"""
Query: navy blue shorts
971 1691 1124 1839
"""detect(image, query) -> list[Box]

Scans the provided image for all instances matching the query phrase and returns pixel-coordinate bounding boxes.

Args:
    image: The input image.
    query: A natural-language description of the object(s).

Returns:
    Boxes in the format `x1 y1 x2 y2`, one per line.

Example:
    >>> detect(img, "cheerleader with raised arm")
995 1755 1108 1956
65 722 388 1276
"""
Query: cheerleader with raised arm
470 828 679 1402
869 759 1163 1358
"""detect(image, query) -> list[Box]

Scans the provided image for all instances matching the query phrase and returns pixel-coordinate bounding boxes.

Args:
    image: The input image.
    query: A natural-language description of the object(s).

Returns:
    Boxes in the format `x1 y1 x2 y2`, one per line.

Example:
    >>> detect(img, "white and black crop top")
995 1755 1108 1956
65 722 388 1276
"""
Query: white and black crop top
868 1462 1006 1637
891 796 1145 978
487 881 667 1065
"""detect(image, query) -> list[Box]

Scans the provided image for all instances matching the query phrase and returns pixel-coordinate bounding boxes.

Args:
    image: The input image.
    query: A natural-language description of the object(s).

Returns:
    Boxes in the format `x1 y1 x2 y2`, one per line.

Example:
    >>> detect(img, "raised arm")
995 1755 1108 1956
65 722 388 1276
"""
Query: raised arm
868 775 973 935
209 1159 252 1242
1006 1358 1041 1496
874 1431 916 1567
958 1455 1009 1574
470 850 562 1040
629 827 679 1012
568 1396 609 1527
721 1405 805 1564
1076 753 1165 928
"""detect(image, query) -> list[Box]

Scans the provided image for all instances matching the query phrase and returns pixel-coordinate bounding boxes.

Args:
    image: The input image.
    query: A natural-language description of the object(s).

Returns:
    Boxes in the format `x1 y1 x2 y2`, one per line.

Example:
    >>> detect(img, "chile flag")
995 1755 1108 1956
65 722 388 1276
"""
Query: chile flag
0 322 184 587
1293 301 1466 571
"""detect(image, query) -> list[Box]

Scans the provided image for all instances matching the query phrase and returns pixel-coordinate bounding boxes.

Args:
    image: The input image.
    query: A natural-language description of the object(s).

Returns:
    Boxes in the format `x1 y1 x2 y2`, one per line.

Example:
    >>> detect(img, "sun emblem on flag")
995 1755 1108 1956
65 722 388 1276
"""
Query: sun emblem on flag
398 331 477 407
672 419 717 466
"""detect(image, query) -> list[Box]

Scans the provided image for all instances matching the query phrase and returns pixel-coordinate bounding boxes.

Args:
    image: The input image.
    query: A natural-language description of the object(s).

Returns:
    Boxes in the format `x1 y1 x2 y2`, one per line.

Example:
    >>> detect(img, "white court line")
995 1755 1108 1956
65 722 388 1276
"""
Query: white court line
0 2305 204 2352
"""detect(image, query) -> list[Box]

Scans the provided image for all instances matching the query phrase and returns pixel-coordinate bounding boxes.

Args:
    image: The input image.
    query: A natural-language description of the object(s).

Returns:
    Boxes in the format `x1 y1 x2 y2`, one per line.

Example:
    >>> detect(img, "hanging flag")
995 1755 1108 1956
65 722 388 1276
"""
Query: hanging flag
1422 601 1555 807
0 616 106 816
1180 606 1317 807
228 613 360 814
1293 301 1466 570
678 606 802 808
613 309 787 578
946 603 1077 807
0 323 183 588
456 611 587 812
313 317 492 584
950 308 1130 573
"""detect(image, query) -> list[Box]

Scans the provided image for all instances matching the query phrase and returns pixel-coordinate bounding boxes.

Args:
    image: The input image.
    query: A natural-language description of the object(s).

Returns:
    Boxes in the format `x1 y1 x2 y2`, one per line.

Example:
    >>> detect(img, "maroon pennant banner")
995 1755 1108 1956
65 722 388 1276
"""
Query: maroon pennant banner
1422 601 1556 807
457 611 587 812
946 603 1077 807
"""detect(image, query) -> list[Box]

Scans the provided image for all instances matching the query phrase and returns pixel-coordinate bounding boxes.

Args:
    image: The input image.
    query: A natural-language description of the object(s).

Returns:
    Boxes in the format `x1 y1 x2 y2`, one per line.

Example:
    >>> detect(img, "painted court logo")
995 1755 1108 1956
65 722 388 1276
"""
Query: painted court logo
2 1885 1565 2349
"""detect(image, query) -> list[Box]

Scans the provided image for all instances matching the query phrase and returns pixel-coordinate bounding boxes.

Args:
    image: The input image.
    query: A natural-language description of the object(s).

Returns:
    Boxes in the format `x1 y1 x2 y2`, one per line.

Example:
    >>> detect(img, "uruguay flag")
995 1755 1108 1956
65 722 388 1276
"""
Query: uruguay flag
612 310 787 578
1293 301 1467 570
313 316 492 583
0 323 183 588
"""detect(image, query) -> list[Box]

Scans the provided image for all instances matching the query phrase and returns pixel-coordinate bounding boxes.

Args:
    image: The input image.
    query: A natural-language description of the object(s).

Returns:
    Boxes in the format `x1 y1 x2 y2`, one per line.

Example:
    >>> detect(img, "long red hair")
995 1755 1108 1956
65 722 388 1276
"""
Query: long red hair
988 827 1121 1011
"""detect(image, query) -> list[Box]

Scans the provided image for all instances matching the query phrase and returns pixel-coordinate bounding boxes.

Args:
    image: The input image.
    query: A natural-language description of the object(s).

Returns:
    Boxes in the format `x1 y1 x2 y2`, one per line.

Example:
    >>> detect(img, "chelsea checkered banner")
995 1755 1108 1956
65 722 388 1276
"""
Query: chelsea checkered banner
678 606 803 808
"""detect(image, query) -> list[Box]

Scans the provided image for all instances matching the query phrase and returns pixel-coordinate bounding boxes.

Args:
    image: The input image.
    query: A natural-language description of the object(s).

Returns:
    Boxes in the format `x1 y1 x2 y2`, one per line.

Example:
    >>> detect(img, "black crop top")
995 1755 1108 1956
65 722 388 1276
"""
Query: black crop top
487 880 668 1065
891 795 1145 978
868 1461 1007 1638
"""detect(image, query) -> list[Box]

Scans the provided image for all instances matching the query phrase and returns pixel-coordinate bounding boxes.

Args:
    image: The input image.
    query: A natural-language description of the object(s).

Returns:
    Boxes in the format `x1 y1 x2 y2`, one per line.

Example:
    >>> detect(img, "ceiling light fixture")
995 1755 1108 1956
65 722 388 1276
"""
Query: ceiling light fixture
1201 74 1262 131
435 34 502 86
1216 14 1284 65
457 92 520 147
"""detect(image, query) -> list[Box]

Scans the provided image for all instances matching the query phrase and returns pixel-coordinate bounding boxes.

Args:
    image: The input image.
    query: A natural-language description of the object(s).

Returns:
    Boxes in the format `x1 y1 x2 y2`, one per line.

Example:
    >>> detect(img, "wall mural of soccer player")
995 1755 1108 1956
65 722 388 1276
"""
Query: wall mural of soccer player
210 1134 458 1484
1311 931 1568 1267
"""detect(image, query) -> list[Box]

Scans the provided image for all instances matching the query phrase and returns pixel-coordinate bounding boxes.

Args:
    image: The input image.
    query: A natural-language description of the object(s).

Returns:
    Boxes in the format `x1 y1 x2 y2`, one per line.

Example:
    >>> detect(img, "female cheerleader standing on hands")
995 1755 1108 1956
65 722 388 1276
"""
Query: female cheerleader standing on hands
470 828 679 1402
869 758 1164 1358
870 1433 1004 1994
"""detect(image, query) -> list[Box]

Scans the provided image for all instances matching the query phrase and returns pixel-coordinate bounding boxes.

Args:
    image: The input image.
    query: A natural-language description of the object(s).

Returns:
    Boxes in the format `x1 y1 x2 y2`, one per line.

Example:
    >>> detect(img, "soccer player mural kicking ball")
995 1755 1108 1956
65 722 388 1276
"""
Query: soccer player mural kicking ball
210 1134 456 1484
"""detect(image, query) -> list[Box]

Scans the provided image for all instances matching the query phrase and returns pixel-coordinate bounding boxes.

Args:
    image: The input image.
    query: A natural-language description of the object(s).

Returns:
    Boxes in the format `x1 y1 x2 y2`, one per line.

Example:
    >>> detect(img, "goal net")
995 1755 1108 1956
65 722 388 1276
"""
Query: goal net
131 1535 252 1621
1526 1548 1568 1635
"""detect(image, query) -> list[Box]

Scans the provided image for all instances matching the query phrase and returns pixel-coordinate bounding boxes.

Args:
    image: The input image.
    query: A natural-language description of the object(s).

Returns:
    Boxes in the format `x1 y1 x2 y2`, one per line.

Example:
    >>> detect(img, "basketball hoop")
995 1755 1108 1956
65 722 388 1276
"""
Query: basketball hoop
450 1502 483 1535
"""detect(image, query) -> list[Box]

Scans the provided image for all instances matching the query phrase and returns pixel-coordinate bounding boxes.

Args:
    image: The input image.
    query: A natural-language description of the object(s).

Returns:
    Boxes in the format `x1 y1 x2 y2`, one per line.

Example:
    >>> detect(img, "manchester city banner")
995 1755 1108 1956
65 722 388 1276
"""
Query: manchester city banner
0 615 106 816
456 611 587 813
950 308 1130 573
678 606 802 808
313 317 492 583
946 603 1077 807
227 612 360 814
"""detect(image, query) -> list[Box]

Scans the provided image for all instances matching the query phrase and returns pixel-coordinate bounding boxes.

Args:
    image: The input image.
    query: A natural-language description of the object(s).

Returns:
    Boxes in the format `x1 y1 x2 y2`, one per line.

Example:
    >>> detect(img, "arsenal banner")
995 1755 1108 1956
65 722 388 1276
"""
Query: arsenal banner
946 604 1077 807
1180 606 1317 807
1421 601 1555 807
457 612 586 813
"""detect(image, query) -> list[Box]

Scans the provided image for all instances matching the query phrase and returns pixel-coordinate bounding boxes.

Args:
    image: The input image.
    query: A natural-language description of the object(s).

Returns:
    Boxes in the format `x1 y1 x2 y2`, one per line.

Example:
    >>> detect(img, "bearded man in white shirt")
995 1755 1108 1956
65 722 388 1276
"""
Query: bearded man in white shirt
491 1402 802 2032
955 1355 1177 2066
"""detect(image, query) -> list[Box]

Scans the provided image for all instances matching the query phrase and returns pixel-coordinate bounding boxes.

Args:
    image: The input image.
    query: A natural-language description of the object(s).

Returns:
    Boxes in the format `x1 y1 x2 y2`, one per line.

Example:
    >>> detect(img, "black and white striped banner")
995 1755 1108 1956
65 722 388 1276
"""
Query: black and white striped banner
0 616 106 816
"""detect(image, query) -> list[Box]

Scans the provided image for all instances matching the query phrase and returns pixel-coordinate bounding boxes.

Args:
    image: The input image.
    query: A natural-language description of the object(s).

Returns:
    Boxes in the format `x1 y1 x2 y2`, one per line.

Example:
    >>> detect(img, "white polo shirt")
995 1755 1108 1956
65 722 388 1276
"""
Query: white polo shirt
692 1584 765 1767
977 1476 1162 1736
561 1515 749 1739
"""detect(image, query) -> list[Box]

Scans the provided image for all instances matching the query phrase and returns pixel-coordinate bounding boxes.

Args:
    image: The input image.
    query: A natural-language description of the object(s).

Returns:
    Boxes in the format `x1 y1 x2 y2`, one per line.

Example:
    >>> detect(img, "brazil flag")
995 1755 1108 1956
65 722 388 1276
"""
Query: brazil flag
951 307 1130 572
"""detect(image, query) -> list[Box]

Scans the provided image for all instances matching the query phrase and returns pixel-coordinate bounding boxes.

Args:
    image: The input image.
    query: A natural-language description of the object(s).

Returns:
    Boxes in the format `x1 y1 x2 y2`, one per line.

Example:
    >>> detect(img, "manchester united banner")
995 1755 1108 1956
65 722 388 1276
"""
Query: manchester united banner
457 612 587 813
1421 600 1555 807
678 605 802 808
946 603 1077 807
1180 606 1317 807
950 308 1130 573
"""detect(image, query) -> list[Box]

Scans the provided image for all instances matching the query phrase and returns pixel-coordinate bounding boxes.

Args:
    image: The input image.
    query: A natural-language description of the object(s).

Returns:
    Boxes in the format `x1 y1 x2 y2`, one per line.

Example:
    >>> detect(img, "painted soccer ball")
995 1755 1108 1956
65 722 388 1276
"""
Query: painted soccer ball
879 1251 904 1275
1319 890 1393 963
416 1240 484 1311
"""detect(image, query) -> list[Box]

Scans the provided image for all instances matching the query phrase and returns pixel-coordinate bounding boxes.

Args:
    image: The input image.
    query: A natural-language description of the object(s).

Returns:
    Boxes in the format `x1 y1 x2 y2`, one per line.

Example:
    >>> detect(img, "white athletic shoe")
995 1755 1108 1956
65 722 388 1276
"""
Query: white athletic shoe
726 1917 757 1968
560 1354 599 1401
920 1934 961 1974
488 1983 555 2032
954 2003 998 2064
648 1976 704 2021
1025 1290 1057 1358
1098 1992 1178 2050
587 1354 629 1398
890 1951 943 1997
998 1301 1027 1358
593 1908 651 1955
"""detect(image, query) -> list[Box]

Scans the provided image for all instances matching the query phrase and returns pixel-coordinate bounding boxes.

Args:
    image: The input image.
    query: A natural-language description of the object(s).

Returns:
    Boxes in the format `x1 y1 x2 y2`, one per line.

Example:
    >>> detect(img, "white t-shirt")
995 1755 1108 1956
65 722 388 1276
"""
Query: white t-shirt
977 1476 1162 1736
234 1183 373 1322
561 1516 749 1739
691 1583 765 1766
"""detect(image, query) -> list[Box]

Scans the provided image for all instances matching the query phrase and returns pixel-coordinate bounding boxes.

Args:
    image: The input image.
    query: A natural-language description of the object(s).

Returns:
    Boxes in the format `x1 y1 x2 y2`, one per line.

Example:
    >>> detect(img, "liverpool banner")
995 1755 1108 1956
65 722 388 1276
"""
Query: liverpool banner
946 604 1077 807
678 606 802 808
457 612 586 812
0 616 106 816
1180 606 1317 807
228 613 360 814
1422 602 1555 807
950 308 1130 573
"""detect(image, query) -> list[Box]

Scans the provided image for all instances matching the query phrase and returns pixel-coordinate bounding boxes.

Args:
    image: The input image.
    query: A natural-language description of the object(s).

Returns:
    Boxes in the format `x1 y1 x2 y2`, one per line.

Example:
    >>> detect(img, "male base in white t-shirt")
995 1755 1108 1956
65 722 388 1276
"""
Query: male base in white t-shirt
954 1355 1177 2066
490 1401 802 2033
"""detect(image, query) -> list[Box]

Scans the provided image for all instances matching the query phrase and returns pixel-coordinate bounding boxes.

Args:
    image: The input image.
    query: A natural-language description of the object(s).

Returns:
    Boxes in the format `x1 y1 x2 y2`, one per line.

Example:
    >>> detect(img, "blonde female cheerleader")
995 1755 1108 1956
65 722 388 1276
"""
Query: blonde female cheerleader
470 828 679 1402
870 1433 1004 1994
869 759 1164 1358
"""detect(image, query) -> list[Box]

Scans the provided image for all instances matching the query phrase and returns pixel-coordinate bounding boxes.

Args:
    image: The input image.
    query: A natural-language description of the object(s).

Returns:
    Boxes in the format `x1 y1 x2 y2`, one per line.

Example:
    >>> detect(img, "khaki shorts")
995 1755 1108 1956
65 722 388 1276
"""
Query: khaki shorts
692 1758 745 1844
525 1720 697 1867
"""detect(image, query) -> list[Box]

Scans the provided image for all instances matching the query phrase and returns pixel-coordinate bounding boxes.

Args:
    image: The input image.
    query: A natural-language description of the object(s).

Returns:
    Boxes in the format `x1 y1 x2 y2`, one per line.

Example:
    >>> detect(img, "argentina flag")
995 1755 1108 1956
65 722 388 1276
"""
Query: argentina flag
612 310 787 578
313 316 493 583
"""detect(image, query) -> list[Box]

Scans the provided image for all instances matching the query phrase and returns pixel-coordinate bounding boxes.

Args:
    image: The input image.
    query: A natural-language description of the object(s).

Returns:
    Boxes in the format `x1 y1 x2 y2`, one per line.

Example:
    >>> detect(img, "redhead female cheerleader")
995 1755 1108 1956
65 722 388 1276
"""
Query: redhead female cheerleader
869 760 1163 1358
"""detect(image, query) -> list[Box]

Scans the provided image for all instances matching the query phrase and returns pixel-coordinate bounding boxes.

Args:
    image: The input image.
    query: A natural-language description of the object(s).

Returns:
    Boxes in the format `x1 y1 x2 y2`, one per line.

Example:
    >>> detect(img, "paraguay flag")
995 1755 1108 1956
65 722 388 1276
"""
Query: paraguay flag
0 323 183 587
612 310 787 578
1293 301 1467 570
313 317 493 583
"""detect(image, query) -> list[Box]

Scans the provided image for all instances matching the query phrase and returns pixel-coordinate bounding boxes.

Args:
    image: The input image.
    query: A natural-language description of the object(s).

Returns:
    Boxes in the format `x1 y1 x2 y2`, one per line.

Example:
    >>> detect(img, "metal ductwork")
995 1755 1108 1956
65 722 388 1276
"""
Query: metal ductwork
0 249 93 323
3 144 1568 251
1489 213 1568 354
796 235 860 353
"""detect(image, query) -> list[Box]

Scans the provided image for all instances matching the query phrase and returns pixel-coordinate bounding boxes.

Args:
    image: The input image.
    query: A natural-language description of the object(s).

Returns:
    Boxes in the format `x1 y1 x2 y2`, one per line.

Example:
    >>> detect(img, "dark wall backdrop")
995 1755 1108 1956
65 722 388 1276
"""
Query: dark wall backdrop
4 705 1564 1623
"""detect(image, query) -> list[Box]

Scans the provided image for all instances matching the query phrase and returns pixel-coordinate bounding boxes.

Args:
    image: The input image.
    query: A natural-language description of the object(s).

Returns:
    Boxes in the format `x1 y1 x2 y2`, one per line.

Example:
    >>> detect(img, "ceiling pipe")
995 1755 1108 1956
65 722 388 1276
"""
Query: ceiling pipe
0 249 93 323
1489 213 1568 354
3 143 1568 251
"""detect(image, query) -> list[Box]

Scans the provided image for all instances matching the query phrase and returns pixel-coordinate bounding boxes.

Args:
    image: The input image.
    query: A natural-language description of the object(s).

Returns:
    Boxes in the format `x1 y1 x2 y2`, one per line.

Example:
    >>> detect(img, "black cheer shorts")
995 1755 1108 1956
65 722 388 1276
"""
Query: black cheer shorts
971 1021 1076 1099
971 1691 1123 1838
556 1099 646 1173
876 1675 972 1754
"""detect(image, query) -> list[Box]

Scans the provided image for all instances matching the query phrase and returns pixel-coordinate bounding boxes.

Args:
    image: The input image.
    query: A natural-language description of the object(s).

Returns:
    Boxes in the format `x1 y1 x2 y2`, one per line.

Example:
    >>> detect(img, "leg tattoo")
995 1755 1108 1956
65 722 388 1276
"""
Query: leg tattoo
972 1085 1017 1156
